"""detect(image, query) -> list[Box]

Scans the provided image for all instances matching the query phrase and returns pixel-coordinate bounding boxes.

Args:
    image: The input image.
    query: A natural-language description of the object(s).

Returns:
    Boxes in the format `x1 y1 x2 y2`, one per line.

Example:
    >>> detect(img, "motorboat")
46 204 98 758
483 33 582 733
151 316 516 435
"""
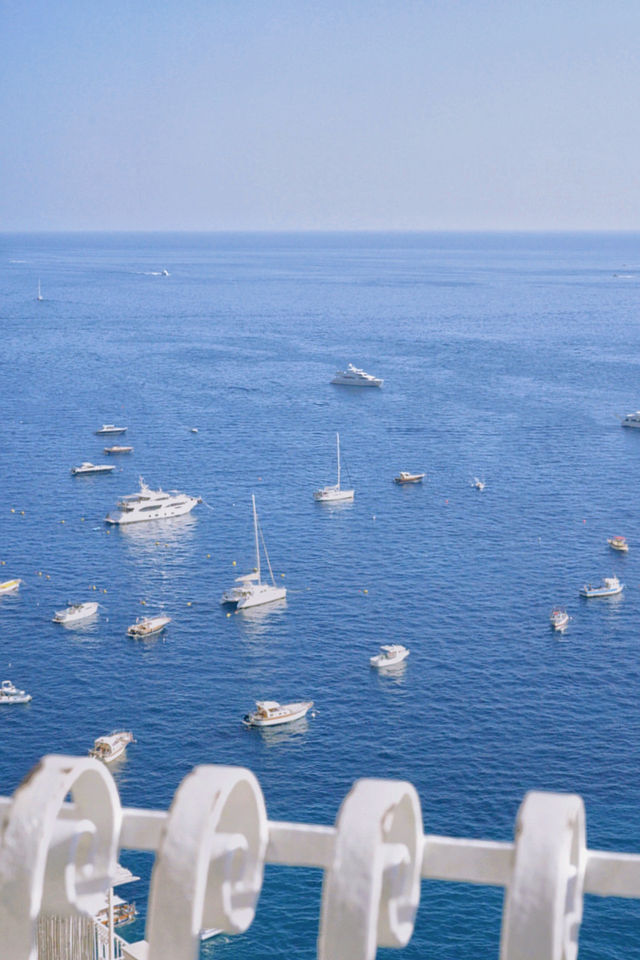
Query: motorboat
89 731 135 763
0 680 32 704
580 576 624 598
331 363 383 387
53 601 99 624
370 644 410 668
394 471 425 484
243 700 313 727
71 462 115 475
95 424 127 435
221 495 286 609
550 608 570 631
608 535 629 552
0 579 21 594
127 615 171 637
105 477 200 524
621 411 640 428
313 433 354 502
104 445 133 454
473 477 486 491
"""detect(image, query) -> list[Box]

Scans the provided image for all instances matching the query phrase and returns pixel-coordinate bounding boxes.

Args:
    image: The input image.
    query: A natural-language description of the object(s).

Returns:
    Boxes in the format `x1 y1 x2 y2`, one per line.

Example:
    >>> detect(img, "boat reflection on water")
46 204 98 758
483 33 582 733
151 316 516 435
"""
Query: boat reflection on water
373 659 408 685
116 514 198 559
253 714 310 746
236 598 287 639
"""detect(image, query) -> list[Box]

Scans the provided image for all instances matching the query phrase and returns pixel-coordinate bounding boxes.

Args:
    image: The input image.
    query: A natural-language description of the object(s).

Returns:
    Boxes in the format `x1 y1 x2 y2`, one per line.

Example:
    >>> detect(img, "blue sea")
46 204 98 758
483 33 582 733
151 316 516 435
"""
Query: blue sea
2 231 640 958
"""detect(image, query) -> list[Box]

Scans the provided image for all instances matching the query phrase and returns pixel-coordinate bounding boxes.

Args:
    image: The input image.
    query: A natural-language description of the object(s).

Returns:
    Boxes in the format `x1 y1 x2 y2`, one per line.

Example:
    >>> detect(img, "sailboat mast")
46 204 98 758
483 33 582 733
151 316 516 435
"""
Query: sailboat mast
336 432 341 489
252 494 261 583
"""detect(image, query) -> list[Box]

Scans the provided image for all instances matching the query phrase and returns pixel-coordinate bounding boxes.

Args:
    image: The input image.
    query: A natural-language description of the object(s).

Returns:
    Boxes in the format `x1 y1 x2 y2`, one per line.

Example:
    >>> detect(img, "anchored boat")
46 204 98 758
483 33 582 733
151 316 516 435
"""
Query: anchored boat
53 601 99 624
370 644 410 668
221 495 286 609
243 700 313 727
313 433 354 502
89 731 135 763
0 679 32 704
127 615 171 637
580 576 624 598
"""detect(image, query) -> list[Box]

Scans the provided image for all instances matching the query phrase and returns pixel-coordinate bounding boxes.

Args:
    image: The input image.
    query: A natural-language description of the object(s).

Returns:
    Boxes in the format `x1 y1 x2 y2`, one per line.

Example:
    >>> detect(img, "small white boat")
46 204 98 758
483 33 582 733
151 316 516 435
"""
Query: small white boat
313 433 354 502
89 731 135 763
608 535 629 552
71 462 115 475
550 608 570 631
0 579 21 594
53 601 99 624
580 576 624 598
331 364 383 387
394 471 425 484
473 477 486 491
221 496 286 609
104 445 133 454
0 679 32 704
370 644 410 668
190 427 198 433
95 424 127 435
243 700 313 727
162 269 170 276
621 411 640 428
127 615 171 637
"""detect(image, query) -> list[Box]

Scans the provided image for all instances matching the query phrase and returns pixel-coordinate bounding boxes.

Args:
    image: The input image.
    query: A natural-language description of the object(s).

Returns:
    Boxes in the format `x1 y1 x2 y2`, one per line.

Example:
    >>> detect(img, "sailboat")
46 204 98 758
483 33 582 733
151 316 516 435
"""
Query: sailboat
313 432 354 502
37 279 43 301
221 495 287 609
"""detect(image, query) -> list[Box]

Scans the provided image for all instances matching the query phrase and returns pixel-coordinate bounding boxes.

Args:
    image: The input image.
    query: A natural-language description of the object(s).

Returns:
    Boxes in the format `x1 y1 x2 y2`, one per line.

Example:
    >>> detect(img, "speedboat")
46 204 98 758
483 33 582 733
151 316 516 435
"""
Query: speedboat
0 680 32 704
608 536 629 552
473 477 486 491
221 496 286 609
95 424 127 435
331 364 383 387
550 608 570 631
621 411 640 428
394 471 425 484
89 731 135 763
71 462 115 475
105 477 200 524
53 601 99 624
243 700 313 727
127 615 171 637
104 445 133 454
0 579 21 594
370 644 410 668
580 576 624 598
313 433 354 502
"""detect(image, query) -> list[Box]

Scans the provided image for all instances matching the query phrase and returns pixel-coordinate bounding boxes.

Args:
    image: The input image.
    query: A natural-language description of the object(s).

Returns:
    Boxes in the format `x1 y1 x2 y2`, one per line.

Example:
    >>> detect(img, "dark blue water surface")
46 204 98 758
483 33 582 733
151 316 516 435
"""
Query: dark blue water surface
2 232 640 958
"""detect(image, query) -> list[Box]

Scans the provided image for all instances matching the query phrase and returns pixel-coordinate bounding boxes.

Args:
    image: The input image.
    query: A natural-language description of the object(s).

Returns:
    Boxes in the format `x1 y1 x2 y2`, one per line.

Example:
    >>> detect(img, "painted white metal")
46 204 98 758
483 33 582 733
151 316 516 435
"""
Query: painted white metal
2 758 640 960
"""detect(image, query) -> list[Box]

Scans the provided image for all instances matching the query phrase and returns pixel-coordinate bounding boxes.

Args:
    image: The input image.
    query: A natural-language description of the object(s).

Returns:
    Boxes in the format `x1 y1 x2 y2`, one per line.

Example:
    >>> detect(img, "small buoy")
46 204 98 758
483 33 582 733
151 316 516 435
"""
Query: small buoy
106 530 110 534
92 585 96 590
583 519 586 524
0 560 4 565
164 543 168 547
226 612 232 617
363 589 368 594
37 571 42 576
81 517 85 522
61 520 65 524
45 575 50 580
10 509 15 513
141 600 146 605
445 499 448 504
372 515 376 520
258 477 262 481
232 560 236 566
187 601 192 606
207 554 211 559
103 588 107 593
155 541 160 546
281 573 285 578
20 511 25 515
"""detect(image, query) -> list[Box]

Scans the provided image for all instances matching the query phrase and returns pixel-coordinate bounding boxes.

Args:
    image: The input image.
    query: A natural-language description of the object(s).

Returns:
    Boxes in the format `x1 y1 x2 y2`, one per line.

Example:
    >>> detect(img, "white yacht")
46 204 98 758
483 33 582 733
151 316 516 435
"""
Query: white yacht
105 477 200 524
243 700 313 727
71 462 115 475
127 615 171 637
331 364 383 387
313 433 354 502
95 424 127 435
0 680 32 704
580 576 624 598
394 471 425 484
0 579 21 594
89 731 135 763
104 445 133 454
53 601 99 624
550 608 570 631
621 411 640 428
370 644 410 668
221 495 286 609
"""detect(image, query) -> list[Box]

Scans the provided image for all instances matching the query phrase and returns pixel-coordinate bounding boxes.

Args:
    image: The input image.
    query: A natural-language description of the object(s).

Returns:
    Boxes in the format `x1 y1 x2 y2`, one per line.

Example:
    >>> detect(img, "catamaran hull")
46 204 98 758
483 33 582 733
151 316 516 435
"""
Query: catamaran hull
313 489 354 502
237 586 287 609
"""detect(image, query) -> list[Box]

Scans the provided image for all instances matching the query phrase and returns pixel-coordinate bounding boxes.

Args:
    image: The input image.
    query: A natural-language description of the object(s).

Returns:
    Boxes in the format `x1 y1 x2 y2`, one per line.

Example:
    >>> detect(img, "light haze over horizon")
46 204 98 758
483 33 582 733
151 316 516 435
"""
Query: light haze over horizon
1 0 638 233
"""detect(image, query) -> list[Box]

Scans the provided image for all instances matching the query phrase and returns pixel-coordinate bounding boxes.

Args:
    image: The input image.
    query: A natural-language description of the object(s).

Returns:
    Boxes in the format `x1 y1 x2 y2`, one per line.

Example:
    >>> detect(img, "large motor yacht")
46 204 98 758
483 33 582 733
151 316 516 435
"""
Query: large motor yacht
331 363 383 387
105 477 200 524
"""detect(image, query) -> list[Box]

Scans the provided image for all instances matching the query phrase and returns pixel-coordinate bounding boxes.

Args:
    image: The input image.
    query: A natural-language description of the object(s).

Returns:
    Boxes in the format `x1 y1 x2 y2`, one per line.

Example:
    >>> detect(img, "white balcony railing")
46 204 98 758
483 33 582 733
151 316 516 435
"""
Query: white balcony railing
1 755 640 960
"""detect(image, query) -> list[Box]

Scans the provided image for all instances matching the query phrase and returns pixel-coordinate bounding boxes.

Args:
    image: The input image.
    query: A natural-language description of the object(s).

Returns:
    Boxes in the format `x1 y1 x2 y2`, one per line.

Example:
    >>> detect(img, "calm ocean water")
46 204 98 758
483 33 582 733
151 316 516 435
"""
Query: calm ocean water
2 231 640 957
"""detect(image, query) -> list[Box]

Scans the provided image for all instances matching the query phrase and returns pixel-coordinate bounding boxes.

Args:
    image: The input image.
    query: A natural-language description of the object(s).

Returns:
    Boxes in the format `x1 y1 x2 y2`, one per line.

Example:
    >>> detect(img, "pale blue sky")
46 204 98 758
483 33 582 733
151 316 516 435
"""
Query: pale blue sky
1 0 638 231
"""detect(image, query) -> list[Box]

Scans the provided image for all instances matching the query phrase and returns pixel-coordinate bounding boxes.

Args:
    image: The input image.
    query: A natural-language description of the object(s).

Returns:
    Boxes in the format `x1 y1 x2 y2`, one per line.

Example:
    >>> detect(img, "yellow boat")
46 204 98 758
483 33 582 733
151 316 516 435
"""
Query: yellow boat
0 579 21 594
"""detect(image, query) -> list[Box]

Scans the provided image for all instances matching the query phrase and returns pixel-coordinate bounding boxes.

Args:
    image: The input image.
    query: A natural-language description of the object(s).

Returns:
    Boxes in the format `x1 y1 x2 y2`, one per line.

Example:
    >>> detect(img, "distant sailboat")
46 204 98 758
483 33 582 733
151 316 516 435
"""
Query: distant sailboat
313 433 354 502
37 280 43 302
